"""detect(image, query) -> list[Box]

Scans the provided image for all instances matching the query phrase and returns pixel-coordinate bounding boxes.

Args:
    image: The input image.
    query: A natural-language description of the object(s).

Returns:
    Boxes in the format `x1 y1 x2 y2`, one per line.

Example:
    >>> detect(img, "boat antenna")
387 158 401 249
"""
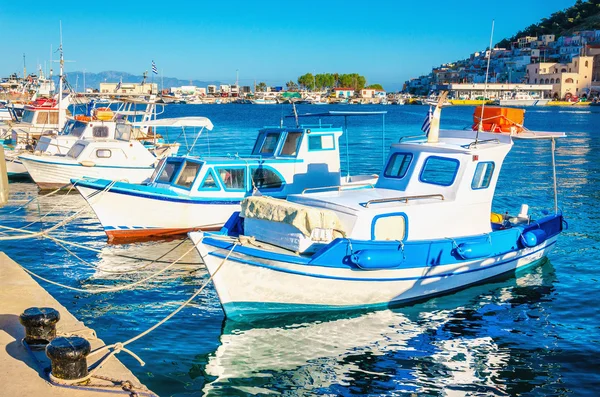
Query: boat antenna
476 19 495 145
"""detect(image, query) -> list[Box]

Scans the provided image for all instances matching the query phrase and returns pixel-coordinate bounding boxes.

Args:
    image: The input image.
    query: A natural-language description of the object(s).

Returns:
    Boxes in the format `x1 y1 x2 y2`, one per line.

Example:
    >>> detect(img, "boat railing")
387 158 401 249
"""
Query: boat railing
302 183 375 194
364 194 445 207
398 134 426 142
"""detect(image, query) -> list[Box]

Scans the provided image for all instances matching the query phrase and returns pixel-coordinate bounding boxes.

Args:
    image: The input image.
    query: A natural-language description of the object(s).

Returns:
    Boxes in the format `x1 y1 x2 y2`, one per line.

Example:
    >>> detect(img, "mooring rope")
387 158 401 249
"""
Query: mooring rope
86 241 239 374
17 242 200 294
0 180 117 240
53 237 189 275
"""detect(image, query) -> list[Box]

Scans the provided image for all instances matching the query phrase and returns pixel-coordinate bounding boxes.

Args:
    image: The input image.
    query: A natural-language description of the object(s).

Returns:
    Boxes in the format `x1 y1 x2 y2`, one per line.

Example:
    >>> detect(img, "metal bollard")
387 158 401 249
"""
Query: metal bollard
19 307 60 347
46 336 92 382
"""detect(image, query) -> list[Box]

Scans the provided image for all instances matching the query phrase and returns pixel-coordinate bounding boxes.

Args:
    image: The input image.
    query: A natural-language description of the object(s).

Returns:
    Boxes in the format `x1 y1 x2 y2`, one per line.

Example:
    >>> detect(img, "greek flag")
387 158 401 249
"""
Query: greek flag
114 80 122 92
421 106 433 135
152 60 158 75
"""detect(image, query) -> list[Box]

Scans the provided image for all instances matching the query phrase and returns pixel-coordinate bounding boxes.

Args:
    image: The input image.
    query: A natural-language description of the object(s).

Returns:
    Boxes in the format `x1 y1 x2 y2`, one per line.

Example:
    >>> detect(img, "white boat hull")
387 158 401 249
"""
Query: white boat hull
190 232 557 318
497 99 550 107
76 185 235 240
20 157 154 190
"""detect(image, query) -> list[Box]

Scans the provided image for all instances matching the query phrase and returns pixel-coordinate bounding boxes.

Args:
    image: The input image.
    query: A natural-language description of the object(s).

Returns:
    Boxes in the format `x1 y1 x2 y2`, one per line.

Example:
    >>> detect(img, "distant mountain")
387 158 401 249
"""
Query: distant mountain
496 0 600 48
59 70 223 91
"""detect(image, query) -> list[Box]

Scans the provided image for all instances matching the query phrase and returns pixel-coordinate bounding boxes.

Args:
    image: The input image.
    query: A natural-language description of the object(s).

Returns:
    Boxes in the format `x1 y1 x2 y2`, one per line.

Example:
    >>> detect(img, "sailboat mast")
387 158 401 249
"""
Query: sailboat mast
58 21 66 130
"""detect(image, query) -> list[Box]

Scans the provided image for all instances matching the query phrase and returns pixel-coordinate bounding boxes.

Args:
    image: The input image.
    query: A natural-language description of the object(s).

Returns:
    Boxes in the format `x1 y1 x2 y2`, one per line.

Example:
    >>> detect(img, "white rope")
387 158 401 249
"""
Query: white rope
87 241 238 373
53 237 189 275
17 242 199 294
0 180 117 240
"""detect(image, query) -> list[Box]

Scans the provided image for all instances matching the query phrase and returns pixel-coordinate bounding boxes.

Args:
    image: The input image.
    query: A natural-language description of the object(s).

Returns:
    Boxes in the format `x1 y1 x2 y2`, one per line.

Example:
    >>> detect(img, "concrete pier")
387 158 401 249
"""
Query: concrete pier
0 252 156 396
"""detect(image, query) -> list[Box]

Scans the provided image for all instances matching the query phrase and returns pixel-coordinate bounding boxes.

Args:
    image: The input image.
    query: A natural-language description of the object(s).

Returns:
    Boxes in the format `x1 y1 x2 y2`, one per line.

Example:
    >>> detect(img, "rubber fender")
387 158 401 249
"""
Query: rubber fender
457 242 492 259
521 229 547 248
350 249 403 270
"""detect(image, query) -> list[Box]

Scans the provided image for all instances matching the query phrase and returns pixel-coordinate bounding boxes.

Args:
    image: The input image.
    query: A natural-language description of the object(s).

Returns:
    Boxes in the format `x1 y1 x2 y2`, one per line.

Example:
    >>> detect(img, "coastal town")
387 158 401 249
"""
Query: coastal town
3 28 600 107
406 29 600 104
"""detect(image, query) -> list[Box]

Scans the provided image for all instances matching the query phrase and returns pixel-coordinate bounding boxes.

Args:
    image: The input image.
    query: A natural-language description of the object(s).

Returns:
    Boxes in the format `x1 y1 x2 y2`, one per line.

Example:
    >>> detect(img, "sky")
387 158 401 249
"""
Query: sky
0 0 578 90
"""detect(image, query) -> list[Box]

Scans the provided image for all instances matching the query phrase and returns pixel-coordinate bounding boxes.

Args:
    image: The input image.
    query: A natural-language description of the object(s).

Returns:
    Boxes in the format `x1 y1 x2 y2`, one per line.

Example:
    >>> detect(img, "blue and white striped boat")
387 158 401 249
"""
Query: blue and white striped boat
190 108 566 320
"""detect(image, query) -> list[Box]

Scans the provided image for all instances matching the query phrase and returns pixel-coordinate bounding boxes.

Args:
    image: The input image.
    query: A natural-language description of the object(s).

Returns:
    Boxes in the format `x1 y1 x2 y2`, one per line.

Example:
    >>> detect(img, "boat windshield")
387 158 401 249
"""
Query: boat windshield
67 143 86 159
157 159 183 184
64 120 87 137
115 124 132 141
21 110 35 124
252 132 281 156
173 161 201 189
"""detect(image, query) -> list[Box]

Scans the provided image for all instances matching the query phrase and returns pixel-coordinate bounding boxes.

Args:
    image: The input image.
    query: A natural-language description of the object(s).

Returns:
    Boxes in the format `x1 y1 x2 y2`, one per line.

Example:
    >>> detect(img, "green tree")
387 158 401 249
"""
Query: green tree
286 80 299 91
297 73 315 90
256 82 267 92
366 84 384 90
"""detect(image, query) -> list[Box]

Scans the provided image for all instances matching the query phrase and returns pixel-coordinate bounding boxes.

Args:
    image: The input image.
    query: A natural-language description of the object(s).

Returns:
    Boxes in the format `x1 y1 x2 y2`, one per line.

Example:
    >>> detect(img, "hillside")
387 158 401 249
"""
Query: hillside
496 0 600 48
59 70 222 91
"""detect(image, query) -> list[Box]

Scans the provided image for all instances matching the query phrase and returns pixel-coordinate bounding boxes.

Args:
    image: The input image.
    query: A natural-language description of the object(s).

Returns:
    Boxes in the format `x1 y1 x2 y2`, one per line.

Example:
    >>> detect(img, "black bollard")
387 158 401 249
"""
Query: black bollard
19 307 60 347
46 336 91 382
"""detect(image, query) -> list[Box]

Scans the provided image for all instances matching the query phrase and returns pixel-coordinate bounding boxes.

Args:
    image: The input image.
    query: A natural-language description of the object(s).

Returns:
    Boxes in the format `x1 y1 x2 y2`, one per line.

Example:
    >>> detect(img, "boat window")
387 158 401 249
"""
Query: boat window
471 162 495 189
36 111 59 125
199 168 220 190
93 126 110 138
218 167 246 190
308 134 335 151
96 149 112 159
149 158 167 182
372 214 406 241
21 110 35 123
115 124 132 141
157 159 183 184
259 132 280 155
66 121 86 137
384 153 413 179
67 143 86 159
174 161 201 189
251 167 284 189
280 132 302 156
419 156 460 186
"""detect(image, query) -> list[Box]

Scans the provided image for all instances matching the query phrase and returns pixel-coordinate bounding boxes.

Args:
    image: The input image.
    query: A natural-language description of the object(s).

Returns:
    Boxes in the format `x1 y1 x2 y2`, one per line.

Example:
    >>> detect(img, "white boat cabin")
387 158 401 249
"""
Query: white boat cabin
148 124 355 197
284 129 516 242
35 101 164 155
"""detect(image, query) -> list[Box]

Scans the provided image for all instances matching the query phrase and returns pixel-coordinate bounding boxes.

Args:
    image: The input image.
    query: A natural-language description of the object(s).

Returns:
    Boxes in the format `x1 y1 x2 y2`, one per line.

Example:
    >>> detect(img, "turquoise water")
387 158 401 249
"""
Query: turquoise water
1 104 599 396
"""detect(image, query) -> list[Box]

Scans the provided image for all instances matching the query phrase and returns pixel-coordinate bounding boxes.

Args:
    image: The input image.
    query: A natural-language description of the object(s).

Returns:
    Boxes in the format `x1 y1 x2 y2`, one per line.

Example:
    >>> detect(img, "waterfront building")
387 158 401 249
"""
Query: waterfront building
438 83 552 100
526 55 594 99
360 88 386 99
331 88 354 98
99 82 157 95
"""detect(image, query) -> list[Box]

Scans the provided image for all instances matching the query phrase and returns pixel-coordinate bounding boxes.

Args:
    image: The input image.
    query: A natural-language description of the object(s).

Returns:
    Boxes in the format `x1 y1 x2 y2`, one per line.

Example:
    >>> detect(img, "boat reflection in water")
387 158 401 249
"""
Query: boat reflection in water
199 259 557 396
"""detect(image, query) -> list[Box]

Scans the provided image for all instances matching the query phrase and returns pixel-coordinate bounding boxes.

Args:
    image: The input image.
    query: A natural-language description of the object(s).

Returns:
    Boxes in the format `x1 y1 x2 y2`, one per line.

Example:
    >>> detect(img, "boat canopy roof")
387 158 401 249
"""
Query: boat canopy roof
287 111 387 118
134 116 214 130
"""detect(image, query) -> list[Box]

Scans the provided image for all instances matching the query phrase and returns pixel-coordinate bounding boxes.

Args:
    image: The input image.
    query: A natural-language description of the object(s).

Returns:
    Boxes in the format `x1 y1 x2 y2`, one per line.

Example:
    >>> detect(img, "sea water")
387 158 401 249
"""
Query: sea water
1 104 599 396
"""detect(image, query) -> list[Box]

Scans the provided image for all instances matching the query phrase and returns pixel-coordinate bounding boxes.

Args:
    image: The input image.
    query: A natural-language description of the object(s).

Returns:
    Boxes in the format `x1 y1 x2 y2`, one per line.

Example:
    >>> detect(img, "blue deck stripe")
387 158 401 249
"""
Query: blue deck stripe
207 241 556 282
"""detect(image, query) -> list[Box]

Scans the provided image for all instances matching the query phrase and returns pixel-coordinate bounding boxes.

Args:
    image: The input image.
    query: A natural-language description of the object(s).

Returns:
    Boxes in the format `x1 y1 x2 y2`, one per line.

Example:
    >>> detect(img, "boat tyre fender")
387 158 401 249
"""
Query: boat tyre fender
456 242 492 260
520 229 547 248
350 249 403 270
79 160 95 167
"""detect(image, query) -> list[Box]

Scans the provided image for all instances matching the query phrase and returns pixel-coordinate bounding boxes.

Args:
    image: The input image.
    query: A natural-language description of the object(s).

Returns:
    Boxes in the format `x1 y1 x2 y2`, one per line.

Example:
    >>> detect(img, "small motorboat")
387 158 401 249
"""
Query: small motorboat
190 102 566 320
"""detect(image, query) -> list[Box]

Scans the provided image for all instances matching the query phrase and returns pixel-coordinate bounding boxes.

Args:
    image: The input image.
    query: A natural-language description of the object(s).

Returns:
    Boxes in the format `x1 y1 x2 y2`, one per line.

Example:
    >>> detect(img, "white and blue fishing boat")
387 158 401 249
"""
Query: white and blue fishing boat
74 112 384 241
189 104 567 320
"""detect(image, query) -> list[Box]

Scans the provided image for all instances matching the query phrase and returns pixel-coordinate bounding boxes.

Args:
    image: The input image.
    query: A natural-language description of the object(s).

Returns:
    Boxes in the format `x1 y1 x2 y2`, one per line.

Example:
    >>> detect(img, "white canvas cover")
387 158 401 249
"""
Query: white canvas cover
240 196 345 237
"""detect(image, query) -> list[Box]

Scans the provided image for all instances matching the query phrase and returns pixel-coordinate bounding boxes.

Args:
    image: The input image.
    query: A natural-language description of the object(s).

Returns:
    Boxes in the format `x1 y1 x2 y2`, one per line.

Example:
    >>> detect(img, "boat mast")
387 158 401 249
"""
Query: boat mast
57 21 66 130
476 20 495 145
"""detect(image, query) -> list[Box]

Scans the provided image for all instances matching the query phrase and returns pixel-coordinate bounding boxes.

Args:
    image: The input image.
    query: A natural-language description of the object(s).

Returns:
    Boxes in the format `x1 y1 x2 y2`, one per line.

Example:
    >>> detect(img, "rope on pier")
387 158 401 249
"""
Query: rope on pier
53 238 190 275
16 242 200 294
7 182 73 209
0 180 116 240
85 241 238 375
